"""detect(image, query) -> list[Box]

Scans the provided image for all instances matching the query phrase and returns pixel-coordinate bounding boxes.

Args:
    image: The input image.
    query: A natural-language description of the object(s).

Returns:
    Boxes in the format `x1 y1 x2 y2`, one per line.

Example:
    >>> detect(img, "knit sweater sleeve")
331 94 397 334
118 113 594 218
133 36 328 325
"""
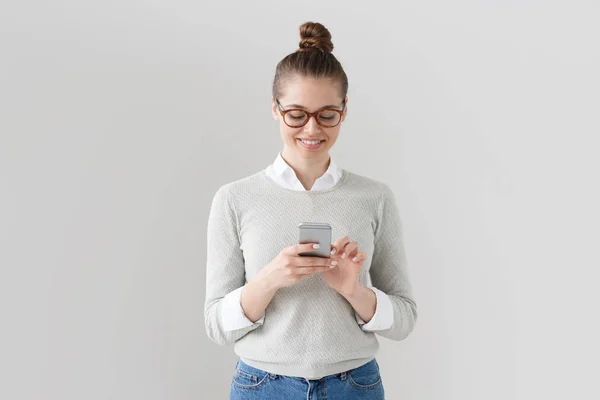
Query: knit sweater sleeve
369 184 418 341
204 185 263 345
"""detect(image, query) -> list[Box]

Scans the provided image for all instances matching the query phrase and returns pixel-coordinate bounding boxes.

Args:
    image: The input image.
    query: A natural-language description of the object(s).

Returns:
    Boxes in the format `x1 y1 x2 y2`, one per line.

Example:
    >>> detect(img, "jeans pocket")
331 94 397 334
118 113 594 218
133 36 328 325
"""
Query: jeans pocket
231 361 271 390
347 359 382 390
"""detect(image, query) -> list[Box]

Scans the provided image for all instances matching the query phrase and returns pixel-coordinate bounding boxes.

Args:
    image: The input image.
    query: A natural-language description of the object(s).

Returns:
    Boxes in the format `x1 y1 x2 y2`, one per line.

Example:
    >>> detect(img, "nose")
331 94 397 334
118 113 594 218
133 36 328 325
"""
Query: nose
303 115 321 133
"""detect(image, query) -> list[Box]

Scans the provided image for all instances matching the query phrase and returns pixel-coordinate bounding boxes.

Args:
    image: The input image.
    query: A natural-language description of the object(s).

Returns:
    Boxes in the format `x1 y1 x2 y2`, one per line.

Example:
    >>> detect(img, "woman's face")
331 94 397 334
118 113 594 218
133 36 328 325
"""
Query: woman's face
271 76 348 161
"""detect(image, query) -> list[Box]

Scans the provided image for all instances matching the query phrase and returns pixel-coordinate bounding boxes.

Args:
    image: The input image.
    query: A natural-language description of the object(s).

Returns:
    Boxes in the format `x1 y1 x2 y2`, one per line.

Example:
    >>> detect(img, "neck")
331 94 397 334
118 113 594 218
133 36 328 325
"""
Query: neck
280 149 330 191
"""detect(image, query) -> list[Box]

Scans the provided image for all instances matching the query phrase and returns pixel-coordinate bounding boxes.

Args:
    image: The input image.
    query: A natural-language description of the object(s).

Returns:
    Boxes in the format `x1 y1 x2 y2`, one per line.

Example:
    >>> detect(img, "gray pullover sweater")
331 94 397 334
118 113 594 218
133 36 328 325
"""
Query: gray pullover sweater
204 169 417 379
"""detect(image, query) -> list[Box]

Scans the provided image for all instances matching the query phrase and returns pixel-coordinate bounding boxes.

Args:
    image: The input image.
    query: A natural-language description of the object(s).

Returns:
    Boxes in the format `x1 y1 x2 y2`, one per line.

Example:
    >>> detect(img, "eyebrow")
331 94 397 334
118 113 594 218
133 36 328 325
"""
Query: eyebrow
284 103 342 111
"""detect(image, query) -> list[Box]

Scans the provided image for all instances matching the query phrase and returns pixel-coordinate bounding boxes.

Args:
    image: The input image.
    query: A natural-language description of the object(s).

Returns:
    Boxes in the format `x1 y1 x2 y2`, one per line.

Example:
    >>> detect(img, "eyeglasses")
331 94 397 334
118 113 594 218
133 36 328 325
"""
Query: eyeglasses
275 98 346 128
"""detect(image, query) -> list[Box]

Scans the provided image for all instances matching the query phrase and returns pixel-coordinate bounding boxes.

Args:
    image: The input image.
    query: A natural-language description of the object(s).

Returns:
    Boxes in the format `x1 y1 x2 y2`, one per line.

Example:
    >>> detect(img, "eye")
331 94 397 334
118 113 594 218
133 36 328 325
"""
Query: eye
318 111 336 120
288 112 306 119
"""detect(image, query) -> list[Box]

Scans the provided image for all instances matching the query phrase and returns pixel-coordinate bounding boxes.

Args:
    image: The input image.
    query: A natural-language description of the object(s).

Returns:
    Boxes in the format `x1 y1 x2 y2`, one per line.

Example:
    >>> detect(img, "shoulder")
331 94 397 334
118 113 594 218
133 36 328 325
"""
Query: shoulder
212 170 265 201
341 169 395 199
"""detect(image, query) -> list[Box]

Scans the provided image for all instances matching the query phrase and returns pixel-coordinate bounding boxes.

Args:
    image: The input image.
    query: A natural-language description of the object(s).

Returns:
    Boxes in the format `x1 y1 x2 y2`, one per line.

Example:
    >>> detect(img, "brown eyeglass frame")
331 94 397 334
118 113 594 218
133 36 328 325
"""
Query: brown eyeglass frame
275 98 346 128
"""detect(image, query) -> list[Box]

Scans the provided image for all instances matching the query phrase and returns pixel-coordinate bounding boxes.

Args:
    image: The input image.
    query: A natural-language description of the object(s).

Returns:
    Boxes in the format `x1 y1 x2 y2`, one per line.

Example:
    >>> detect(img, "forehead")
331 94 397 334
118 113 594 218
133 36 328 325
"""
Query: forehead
280 76 343 108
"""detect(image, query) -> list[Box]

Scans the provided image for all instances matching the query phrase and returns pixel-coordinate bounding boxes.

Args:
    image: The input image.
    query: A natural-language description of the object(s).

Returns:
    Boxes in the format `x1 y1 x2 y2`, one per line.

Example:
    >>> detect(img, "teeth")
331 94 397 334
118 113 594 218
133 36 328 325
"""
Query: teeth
300 139 321 145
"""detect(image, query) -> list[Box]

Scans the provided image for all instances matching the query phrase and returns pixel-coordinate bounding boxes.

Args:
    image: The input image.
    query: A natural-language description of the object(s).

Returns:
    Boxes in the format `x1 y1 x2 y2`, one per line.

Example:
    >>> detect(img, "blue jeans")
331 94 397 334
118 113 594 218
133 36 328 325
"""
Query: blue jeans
229 358 385 399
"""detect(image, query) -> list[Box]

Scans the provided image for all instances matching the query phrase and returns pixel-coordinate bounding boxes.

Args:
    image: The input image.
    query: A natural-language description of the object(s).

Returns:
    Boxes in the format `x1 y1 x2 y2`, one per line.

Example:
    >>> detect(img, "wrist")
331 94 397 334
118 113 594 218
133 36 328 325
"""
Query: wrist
255 268 280 294
341 282 366 301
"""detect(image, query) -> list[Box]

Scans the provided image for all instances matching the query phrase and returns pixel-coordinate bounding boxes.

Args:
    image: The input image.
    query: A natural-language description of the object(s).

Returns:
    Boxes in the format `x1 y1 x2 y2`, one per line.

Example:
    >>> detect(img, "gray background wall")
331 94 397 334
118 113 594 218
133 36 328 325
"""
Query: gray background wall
1 1 599 399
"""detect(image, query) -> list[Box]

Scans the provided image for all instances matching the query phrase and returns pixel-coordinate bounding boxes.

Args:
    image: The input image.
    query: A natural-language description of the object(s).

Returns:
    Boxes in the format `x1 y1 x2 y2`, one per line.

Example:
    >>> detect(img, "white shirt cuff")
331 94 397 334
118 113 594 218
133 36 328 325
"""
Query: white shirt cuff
221 286 265 332
355 286 394 331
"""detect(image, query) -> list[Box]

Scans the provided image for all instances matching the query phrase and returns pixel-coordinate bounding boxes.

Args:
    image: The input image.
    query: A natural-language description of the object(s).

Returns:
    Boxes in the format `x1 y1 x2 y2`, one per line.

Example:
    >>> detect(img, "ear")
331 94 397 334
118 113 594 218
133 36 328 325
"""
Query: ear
341 96 349 122
271 97 280 121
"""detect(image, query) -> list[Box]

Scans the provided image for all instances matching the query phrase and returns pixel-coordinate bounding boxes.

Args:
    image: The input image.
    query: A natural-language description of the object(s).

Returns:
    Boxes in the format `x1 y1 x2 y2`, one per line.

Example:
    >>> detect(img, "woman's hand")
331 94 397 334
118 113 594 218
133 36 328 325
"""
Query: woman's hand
258 243 338 291
320 236 367 298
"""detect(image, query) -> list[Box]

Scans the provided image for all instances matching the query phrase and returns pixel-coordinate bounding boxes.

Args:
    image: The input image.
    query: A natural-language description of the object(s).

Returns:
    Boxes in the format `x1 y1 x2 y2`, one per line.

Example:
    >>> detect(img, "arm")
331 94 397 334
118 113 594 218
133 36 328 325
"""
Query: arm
345 284 377 323
204 186 268 346
348 286 395 331
364 184 418 341
240 270 278 322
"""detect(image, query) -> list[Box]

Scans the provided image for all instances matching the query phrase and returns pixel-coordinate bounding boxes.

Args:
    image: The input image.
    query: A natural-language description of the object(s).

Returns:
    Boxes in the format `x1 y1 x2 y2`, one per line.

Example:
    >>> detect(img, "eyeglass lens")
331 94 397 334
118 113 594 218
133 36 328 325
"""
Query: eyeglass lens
284 110 341 127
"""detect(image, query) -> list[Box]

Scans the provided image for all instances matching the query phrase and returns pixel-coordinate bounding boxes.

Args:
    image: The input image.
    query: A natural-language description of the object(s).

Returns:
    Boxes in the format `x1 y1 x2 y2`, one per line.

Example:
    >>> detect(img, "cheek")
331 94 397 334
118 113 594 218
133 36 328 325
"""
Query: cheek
280 125 301 138
326 129 341 141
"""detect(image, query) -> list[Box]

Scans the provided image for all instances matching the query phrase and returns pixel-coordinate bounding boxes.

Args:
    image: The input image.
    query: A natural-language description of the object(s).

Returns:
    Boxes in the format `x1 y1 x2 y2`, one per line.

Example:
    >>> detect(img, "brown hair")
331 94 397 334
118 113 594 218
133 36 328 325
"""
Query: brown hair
272 22 349 101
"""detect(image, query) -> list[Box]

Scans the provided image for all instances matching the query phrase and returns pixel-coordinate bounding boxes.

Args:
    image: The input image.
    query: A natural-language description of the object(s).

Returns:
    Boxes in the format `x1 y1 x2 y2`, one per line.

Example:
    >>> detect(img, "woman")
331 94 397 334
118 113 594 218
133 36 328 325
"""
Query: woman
205 21 417 399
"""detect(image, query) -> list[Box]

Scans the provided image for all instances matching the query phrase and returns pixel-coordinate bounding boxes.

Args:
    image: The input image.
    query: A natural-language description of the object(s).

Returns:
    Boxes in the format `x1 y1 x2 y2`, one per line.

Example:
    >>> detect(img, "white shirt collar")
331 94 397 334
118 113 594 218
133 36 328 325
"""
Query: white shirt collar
267 152 343 191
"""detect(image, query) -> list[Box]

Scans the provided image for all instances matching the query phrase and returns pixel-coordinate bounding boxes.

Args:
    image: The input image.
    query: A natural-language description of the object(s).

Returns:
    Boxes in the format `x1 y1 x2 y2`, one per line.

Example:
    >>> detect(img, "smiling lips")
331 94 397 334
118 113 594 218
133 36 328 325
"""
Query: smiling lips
298 138 324 149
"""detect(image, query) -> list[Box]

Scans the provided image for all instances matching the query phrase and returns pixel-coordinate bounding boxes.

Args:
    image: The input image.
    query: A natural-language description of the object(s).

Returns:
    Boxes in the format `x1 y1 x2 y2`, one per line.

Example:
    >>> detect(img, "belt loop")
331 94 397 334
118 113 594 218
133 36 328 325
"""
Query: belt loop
340 371 347 380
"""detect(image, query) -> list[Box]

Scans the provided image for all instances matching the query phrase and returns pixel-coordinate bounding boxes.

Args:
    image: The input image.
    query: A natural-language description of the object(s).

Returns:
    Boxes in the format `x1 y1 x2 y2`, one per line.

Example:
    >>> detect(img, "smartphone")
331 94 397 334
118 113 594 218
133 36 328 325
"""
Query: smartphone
298 222 332 258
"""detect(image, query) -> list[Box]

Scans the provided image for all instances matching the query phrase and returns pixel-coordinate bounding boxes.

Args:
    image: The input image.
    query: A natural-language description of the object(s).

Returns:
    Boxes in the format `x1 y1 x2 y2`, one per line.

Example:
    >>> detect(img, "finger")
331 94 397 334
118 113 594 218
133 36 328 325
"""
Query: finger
289 242 322 255
341 241 360 259
295 265 336 275
330 244 337 256
331 236 350 256
292 256 337 268
351 251 367 264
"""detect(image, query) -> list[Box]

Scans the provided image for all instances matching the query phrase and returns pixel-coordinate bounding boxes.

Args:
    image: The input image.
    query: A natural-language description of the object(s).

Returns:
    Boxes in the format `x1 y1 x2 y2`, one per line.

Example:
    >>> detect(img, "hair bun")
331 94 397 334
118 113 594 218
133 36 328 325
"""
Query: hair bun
297 22 334 53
